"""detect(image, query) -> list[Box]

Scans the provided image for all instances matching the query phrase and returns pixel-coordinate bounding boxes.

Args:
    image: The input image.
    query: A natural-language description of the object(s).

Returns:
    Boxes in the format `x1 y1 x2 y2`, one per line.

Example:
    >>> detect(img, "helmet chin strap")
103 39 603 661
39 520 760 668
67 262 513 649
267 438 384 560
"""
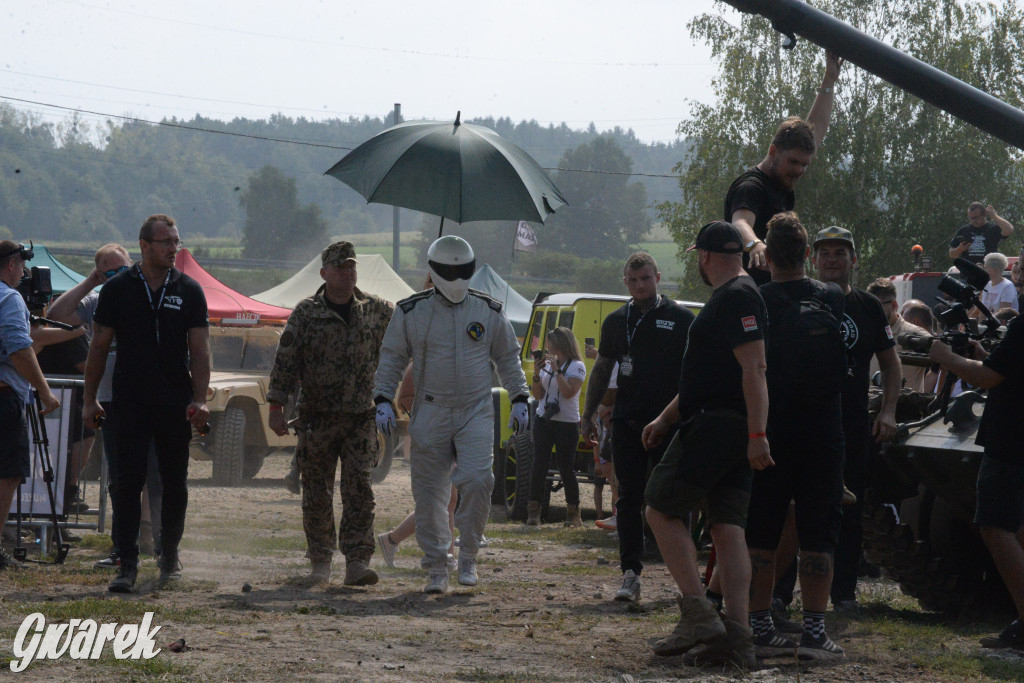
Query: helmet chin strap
428 266 469 304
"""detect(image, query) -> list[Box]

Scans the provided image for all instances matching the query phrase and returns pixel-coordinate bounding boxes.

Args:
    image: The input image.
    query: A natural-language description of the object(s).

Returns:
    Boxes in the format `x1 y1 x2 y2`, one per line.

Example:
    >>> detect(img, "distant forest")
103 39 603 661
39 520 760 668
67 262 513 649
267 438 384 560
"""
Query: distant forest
0 104 689 257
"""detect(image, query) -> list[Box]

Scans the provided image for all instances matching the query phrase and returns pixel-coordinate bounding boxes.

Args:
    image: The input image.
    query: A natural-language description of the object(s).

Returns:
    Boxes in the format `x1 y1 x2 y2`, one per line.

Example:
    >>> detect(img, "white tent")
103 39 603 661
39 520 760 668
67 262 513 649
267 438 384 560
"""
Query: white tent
253 253 415 308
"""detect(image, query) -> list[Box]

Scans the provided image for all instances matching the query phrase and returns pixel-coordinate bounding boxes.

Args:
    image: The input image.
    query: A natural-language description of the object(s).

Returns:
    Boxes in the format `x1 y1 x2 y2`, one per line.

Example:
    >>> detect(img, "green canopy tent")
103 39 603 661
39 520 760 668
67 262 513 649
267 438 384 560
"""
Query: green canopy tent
30 245 88 295
468 264 531 337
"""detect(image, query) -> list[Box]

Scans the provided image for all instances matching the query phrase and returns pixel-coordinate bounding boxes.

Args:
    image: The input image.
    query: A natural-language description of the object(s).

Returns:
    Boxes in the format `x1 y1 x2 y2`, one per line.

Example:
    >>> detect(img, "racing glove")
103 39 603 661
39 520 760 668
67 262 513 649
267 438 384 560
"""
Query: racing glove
509 401 530 437
375 401 396 437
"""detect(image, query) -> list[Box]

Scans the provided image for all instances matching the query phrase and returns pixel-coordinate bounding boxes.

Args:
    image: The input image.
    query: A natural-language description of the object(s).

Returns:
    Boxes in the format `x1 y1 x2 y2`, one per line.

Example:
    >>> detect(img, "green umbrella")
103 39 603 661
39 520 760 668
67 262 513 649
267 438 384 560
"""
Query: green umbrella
325 112 567 236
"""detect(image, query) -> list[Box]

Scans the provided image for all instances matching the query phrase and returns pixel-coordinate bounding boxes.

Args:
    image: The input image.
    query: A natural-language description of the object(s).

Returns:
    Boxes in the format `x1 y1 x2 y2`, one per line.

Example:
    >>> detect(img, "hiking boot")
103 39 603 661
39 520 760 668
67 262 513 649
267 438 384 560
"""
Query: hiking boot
754 627 798 658
614 569 641 603
980 620 1024 650
798 631 845 661
344 559 379 586
652 593 726 656
0 549 24 571
595 515 617 531
683 620 756 668
771 597 803 634
95 551 120 569
565 504 582 528
158 552 183 586
458 557 478 586
424 567 449 594
284 462 301 495
309 560 332 585
377 532 398 568
108 564 138 593
526 501 541 526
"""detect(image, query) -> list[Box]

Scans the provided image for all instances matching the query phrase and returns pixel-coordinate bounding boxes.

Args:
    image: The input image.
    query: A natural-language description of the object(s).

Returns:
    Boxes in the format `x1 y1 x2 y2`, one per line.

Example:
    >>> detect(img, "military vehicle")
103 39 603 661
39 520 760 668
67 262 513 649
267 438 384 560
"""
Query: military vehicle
723 0 1024 615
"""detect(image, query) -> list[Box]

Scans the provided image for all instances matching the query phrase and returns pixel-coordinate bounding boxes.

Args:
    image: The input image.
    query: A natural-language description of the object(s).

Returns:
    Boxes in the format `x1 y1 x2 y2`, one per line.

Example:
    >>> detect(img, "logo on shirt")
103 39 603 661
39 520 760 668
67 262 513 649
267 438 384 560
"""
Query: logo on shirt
655 319 676 331
741 316 758 333
162 295 183 310
840 313 859 349
466 322 485 341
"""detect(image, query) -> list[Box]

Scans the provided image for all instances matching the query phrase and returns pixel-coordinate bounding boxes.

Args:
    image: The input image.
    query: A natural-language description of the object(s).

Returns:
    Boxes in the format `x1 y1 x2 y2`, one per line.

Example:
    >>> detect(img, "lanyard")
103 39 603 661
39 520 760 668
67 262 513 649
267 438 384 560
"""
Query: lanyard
625 298 656 355
140 269 171 344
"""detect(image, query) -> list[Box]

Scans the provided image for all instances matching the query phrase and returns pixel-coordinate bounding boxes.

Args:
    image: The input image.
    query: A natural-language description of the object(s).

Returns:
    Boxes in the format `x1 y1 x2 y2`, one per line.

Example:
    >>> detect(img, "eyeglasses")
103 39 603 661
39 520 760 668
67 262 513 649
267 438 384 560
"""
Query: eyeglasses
146 238 182 249
103 265 129 279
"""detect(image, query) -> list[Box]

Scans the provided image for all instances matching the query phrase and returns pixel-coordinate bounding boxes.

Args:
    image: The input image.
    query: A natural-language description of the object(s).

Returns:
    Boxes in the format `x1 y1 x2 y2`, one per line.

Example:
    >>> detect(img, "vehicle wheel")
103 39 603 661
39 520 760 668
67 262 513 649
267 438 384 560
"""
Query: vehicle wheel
371 431 396 485
503 431 534 522
212 407 245 486
242 447 267 480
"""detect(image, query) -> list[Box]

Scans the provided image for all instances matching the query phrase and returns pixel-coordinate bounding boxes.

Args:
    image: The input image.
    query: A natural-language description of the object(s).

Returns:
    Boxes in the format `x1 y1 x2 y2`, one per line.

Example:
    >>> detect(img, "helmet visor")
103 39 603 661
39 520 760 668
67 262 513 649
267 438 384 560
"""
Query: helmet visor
428 259 475 282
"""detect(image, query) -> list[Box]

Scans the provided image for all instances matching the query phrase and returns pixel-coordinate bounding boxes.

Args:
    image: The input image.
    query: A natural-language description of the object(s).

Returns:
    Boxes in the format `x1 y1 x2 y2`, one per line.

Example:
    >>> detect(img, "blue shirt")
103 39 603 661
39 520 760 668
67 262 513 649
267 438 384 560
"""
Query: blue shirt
0 281 34 403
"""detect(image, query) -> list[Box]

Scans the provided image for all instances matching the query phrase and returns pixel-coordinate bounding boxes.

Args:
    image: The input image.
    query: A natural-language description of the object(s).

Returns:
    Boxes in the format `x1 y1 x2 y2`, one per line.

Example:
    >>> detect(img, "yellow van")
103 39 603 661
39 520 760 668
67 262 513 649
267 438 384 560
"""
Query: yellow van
491 293 702 521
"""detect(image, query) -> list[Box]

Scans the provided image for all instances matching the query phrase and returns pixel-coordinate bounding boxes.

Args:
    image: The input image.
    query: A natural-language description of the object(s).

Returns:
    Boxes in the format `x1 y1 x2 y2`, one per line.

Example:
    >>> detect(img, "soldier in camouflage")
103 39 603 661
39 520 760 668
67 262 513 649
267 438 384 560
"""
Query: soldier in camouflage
267 241 394 586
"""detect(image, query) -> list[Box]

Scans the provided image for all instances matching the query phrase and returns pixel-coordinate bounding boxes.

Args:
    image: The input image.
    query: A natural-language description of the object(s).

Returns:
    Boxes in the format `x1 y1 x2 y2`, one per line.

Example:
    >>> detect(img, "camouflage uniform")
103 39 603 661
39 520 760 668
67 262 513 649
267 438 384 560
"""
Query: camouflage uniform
268 262 393 564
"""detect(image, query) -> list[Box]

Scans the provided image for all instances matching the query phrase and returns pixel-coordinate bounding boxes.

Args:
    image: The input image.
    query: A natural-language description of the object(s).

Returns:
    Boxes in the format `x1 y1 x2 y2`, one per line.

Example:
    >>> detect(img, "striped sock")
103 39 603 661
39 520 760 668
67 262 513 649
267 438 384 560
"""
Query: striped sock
803 610 826 639
750 609 774 637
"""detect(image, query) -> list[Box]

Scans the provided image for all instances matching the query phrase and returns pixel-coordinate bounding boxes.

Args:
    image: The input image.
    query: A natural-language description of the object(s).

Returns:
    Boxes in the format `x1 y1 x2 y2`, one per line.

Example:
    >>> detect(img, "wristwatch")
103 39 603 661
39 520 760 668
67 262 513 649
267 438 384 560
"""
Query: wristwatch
744 239 764 253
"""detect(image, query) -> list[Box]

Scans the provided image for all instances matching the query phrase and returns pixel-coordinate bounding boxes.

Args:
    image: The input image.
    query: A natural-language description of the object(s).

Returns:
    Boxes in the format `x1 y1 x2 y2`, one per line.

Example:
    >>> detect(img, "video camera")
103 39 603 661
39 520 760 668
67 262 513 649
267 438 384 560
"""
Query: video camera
1 241 52 311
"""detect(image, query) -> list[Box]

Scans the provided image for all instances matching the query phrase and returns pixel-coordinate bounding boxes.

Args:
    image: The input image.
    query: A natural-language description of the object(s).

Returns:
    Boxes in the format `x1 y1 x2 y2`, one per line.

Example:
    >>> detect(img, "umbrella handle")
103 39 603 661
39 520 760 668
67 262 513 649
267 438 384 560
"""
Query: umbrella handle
438 216 445 239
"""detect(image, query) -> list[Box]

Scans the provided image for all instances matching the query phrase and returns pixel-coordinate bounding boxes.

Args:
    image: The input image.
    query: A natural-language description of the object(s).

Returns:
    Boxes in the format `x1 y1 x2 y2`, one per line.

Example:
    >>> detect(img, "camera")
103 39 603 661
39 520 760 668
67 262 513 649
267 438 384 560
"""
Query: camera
17 266 53 311
532 349 544 361
542 399 561 419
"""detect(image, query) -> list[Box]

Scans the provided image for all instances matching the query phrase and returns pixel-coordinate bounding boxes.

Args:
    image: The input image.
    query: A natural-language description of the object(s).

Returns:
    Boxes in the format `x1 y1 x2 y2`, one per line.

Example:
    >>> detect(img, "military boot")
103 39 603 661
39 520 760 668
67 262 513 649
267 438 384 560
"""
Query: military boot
684 619 756 668
652 593 727 657
564 504 582 528
343 559 379 586
309 560 332 585
526 501 541 526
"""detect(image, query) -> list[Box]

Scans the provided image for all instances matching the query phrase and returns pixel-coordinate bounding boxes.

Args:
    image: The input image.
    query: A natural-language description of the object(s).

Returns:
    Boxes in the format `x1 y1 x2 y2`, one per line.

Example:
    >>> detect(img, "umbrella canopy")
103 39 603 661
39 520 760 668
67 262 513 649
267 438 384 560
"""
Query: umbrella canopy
325 113 567 228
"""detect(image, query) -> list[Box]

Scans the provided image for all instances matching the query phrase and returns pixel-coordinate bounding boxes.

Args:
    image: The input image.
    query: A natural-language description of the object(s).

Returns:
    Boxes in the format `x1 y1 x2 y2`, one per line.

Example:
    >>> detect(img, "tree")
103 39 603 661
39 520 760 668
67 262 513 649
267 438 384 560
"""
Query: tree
240 166 327 260
542 135 651 259
659 0 1024 299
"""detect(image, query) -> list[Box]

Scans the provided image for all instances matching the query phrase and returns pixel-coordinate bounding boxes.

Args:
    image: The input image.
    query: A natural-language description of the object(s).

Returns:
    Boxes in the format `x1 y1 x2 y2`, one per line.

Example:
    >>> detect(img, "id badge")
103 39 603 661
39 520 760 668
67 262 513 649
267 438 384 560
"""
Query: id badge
619 355 634 378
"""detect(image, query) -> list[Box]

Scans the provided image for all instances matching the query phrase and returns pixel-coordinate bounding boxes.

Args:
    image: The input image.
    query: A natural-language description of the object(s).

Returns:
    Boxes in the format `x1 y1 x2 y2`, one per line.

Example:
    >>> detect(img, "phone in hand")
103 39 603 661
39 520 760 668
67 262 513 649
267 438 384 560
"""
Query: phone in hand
585 337 596 348
532 349 544 361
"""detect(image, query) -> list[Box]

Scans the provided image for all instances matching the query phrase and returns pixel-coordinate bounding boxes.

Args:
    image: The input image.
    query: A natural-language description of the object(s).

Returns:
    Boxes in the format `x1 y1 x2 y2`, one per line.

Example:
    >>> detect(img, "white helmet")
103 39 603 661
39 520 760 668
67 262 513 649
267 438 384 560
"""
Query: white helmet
427 235 475 303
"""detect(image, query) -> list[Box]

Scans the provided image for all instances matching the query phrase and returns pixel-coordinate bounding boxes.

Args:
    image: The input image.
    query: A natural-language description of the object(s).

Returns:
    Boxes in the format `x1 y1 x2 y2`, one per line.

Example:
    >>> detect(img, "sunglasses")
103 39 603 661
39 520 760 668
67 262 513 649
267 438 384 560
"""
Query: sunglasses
103 265 130 279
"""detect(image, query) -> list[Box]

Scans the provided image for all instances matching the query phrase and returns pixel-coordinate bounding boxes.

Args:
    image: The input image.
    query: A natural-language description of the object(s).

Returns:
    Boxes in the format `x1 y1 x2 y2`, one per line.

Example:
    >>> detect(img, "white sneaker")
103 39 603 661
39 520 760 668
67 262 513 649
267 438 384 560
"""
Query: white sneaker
614 569 641 602
424 567 449 594
458 558 478 586
446 553 458 572
377 532 397 569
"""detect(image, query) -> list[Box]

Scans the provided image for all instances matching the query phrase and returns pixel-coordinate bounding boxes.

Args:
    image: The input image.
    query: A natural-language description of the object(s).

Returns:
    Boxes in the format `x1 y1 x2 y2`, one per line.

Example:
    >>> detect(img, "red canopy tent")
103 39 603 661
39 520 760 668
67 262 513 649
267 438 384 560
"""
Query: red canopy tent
175 249 293 326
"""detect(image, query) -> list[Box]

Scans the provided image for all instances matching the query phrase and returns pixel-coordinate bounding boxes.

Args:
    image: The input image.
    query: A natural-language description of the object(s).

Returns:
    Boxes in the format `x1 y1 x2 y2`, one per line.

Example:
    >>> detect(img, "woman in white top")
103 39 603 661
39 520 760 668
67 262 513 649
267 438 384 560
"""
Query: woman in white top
979 252 1019 315
526 327 587 527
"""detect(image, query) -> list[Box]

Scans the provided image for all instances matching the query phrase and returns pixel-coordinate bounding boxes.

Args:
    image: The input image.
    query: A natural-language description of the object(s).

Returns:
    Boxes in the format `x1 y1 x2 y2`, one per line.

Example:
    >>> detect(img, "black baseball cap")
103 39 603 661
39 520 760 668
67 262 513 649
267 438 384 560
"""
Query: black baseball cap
686 221 743 254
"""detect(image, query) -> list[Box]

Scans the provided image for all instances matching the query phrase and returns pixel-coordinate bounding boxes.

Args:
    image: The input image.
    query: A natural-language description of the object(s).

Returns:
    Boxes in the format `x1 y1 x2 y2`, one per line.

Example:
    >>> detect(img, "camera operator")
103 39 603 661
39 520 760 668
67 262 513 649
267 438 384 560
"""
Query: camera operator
929 315 1024 650
0 240 61 570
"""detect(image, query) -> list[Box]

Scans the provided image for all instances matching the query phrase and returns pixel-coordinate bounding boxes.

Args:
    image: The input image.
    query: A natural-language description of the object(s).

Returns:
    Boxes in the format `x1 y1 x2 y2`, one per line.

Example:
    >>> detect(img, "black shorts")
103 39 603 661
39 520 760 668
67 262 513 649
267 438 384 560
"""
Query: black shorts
745 439 844 554
975 454 1024 533
645 409 751 527
0 390 30 480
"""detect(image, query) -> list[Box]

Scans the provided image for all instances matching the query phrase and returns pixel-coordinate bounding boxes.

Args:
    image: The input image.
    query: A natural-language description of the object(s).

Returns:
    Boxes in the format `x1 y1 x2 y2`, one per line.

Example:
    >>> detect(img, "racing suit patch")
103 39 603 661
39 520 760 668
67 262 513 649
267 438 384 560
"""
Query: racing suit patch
466 322 485 341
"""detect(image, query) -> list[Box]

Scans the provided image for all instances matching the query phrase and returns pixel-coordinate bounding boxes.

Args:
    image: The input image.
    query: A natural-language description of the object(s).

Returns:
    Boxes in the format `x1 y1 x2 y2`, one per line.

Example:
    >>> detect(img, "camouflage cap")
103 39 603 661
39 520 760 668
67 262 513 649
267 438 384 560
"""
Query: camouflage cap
321 241 358 267
813 226 856 252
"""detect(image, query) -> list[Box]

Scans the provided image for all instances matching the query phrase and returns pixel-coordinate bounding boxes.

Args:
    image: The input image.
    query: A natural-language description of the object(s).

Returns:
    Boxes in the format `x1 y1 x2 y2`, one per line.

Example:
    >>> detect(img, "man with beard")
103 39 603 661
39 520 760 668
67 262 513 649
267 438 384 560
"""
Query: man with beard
724 52 844 286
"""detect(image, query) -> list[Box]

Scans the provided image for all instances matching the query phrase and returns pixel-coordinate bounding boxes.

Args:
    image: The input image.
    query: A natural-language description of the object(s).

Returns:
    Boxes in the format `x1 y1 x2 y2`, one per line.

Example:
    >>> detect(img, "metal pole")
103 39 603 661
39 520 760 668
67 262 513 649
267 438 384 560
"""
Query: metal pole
392 103 402 271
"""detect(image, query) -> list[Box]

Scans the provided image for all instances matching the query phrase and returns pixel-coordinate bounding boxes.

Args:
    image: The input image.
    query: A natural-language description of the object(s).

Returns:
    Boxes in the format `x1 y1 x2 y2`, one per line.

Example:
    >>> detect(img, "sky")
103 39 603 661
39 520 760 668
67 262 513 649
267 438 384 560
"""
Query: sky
0 0 733 145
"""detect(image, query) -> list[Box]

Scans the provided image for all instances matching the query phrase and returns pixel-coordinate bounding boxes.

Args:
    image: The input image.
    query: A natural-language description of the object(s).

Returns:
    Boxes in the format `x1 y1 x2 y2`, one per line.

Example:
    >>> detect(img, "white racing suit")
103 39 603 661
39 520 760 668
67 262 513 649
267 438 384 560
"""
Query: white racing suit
374 288 528 568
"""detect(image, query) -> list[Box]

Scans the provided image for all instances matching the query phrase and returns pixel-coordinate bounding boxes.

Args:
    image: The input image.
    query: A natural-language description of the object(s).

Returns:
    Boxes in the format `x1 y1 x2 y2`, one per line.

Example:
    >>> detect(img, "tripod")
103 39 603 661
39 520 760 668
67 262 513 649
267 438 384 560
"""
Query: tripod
12 389 71 565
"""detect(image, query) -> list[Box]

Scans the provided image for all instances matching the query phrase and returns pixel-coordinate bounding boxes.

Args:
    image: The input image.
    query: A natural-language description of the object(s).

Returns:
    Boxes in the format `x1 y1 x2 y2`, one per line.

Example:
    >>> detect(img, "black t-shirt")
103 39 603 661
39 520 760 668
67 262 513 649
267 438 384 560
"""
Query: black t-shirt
840 288 896 432
723 167 795 287
949 222 1005 264
93 264 208 407
324 296 352 322
977 315 1024 460
598 295 694 424
37 335 88 375
677 276 767 420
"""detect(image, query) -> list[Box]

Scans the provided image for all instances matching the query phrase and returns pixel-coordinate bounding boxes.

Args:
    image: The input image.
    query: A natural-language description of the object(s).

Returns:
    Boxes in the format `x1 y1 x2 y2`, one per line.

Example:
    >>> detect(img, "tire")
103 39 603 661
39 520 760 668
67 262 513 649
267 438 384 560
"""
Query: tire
503 431 534 522
371 431 396 485
212 407 245 486
242 447 267 480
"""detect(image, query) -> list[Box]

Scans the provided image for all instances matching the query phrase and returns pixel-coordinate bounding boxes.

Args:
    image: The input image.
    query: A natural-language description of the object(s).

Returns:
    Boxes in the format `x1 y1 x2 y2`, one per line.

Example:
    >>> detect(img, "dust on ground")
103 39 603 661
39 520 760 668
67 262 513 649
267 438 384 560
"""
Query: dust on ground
2 454 1022 682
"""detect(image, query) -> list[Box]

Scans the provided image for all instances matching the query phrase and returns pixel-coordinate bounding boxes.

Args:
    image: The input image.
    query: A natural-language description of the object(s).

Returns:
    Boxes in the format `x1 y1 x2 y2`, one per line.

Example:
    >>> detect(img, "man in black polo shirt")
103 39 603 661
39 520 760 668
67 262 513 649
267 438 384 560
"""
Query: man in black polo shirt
724 52 843 286
582 252 694 603
811 226 900 612
641 220 769 667
83 214 210 593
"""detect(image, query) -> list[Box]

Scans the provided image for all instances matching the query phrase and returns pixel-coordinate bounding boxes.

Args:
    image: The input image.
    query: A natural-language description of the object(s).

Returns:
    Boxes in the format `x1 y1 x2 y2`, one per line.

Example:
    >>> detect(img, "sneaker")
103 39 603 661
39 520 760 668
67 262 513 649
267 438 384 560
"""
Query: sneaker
771 597 803 634
344 559 379 586
980 620 1024 650
798 631 845 661
158 555 183 586
595 515 617 531
424 567 449 594
458 558 478 586
652 594 727 657
446 554 458 572
0 549 24 571
377 532 398 568
614 569 641 603
754 627 798 658
95 552 120 569
683 620 756 668
108 565 138 593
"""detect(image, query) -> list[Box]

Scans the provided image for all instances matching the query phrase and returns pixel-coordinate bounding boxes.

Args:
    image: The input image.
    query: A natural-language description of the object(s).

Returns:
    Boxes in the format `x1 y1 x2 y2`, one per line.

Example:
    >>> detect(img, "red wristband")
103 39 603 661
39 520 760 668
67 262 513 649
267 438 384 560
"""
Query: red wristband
269 404 283 412
748 432 766 439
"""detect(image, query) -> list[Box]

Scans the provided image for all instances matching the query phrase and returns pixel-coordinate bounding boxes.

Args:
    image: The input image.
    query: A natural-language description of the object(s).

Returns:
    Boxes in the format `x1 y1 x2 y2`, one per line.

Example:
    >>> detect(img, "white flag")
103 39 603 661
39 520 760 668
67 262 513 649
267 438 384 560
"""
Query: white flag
514 221 538 253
